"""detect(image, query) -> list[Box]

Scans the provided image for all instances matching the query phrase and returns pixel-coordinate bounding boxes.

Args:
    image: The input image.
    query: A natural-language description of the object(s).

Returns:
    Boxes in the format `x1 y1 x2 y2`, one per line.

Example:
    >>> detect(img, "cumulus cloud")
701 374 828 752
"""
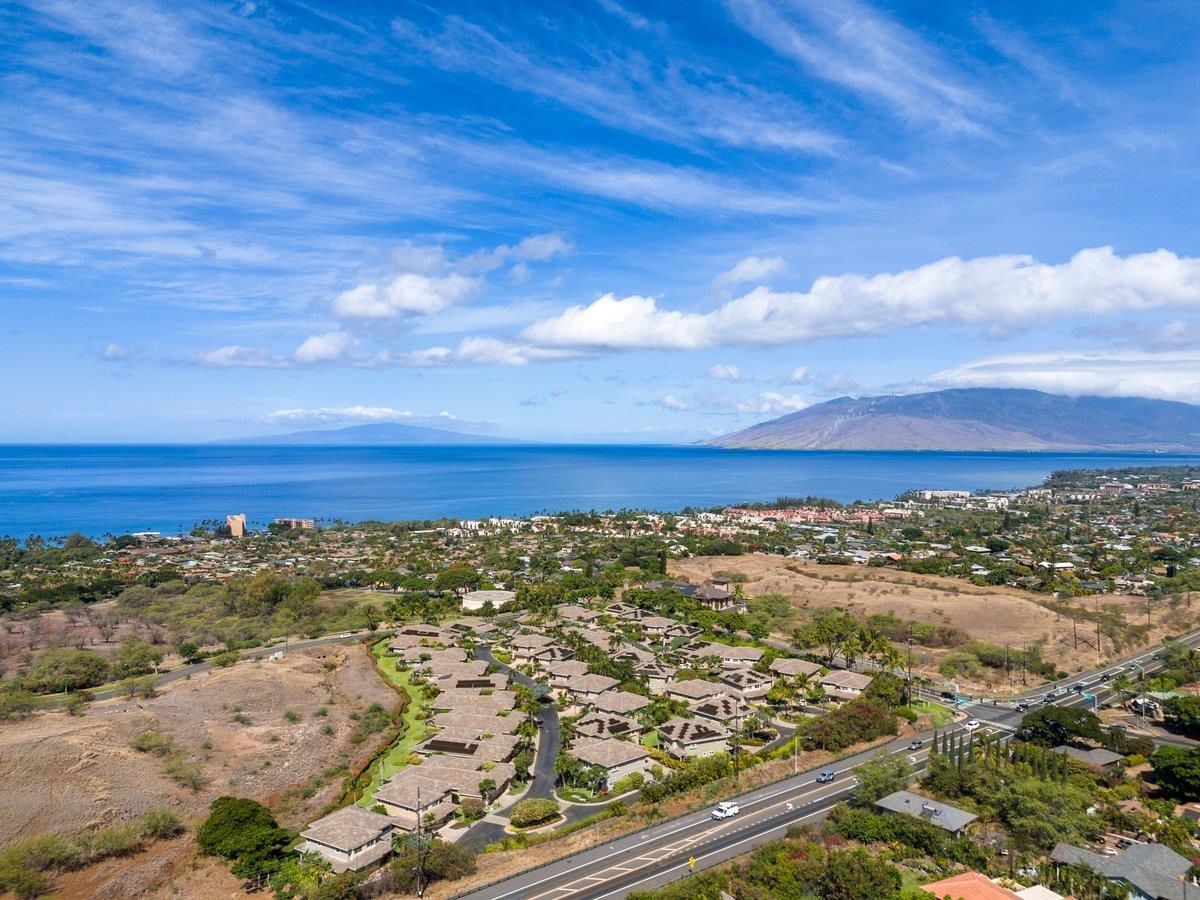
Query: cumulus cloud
331 272 481 320
706 363 744 381
929 350 1200 404
522 247 1200 350
292 331 364 365
711 255 787 295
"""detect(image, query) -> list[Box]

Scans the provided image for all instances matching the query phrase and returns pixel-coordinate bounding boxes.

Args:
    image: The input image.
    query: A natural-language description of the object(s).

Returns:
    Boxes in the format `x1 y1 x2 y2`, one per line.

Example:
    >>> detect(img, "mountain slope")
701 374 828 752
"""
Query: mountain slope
224 423 519 446
707 389 1200 451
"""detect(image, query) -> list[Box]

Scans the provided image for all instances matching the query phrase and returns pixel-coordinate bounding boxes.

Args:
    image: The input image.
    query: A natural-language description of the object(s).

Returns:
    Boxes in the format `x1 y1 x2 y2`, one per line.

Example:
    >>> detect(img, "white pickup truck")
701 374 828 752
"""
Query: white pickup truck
711 801 740 820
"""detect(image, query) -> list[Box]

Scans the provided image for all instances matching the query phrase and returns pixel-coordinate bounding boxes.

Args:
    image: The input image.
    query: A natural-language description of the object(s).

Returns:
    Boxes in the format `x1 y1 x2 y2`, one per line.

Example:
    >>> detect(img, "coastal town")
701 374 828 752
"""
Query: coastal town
1 466 1200 898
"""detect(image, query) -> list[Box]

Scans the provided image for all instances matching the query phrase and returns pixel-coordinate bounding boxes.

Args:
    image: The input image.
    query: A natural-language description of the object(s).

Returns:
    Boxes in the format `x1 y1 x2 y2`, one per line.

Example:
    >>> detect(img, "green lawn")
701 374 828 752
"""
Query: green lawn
641 730 660 748
910 700 955 728
356 641 431 808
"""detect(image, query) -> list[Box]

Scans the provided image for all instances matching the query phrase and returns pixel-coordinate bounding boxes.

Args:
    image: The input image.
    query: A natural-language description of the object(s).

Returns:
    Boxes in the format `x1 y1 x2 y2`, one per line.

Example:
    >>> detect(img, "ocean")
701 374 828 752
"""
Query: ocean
2 444 1197 540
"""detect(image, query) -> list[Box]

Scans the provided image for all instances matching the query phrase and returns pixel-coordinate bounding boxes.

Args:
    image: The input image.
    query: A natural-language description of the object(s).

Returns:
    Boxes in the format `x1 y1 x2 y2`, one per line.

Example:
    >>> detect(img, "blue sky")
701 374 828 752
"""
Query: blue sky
3 0 1200 442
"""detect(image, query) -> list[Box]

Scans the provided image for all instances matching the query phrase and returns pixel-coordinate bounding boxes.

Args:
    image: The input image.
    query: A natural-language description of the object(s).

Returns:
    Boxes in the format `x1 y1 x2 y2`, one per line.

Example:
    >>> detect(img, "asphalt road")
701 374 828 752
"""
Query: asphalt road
455 629 1200 900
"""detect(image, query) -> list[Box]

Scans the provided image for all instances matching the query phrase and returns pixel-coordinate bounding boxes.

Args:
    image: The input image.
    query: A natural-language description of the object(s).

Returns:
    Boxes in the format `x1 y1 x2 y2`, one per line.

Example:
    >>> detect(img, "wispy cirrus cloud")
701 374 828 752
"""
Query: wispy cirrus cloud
724 0 998 134
261 406 496 431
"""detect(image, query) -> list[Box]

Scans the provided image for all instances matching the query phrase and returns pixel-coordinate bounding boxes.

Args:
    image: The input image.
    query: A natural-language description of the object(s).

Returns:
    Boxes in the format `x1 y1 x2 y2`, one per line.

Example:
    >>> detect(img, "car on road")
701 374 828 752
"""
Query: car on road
338 632 353 638
940 691 957 701
711 801 740 819
1015 702 1030 712
963 719 981 731
1044 690 1059 701
816 770 837 784
1071 683 1086 693
907 739 923 750
1099 672 1111 681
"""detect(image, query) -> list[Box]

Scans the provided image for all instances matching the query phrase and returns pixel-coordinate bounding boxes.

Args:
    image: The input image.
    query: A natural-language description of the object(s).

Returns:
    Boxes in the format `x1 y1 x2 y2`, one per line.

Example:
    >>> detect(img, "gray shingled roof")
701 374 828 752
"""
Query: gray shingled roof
1050 841 1193 900
875 791 978 833
1052 745 1124 767
301 806 394 852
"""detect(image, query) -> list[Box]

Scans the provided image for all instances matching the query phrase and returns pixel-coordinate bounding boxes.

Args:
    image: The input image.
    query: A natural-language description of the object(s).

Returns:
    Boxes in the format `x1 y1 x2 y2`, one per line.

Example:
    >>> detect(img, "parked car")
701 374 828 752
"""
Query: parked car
711 801 740 820
963 719 981 731
907 739 923 750
816 770 837 784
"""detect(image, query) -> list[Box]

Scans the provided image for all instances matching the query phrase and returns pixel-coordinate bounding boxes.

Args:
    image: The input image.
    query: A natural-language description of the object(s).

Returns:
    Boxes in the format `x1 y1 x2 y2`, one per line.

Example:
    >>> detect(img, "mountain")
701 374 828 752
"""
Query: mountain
224 422 520 446
706 389 1200 451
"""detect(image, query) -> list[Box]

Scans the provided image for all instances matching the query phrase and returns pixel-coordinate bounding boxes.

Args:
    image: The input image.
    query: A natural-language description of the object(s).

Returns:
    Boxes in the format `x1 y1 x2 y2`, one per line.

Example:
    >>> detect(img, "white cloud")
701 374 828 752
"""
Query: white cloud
711 256 787 294
101 341 131 361
523 248 1200 350
656 390 808 414
331 272 480 319
788 365 811 383
262 406 479 427
706 363 744 381
929 350 1200 404
522 293 711 350
292 331 362 364
191 344 290 368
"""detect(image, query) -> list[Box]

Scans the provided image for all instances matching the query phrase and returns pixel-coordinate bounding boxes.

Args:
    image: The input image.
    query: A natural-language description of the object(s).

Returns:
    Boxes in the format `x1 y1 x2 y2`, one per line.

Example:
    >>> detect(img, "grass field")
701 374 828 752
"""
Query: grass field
357 640 430 807
910 700 955 727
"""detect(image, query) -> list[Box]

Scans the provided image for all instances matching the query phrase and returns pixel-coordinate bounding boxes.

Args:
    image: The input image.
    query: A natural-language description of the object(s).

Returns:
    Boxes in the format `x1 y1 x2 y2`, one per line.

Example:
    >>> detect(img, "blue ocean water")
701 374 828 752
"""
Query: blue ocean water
2 444 1198 540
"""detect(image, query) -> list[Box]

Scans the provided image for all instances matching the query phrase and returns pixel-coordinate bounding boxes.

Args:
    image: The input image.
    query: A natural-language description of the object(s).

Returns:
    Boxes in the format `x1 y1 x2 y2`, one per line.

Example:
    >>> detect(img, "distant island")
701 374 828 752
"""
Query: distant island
707 388 1200 451
222 422 520 446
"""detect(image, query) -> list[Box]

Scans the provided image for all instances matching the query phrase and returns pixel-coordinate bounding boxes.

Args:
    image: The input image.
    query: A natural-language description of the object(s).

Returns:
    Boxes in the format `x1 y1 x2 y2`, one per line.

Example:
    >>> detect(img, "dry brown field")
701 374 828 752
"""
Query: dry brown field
670 554 1199 681
0 642 396 898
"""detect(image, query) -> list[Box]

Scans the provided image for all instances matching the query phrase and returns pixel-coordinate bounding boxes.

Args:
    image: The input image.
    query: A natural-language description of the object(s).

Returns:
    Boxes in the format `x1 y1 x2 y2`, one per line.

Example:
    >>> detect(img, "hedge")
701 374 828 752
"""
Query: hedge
509 798 561 829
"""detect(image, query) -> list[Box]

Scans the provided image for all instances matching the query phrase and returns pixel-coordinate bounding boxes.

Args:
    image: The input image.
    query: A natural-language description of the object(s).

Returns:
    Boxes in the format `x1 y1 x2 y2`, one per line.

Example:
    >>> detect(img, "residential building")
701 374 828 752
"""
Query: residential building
570 737 652 789
875 791 978 835
818 669 873 700
226 513 247 538
572 711 642 740
298 806 395 873
920 872 1022 900
1051 842 1195 900
665 679 726 703
769 658 823 679
566 673 621 702
462 589 515 612
658 717 731 758
591 689 651 715
719 668 774 700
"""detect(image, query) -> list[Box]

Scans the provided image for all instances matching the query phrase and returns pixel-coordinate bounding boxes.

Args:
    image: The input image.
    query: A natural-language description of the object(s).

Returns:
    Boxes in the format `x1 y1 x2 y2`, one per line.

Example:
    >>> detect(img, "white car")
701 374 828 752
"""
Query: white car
711 801 740 820
963 719 981 731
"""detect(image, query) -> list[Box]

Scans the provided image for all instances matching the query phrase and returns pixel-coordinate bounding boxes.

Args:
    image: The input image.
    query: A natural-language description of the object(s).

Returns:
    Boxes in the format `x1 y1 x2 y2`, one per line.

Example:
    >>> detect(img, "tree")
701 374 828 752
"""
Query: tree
852 751 915 806
476 778 497 804
801 609 859 666
1151 746 1200 800
509 798 560 828
434 565 480 593
177 640 202 664
1017 706 1103 747
821 847 902 900
1164 695 1200 737
196 796 291 880
22 648 111 693
114 637 164 678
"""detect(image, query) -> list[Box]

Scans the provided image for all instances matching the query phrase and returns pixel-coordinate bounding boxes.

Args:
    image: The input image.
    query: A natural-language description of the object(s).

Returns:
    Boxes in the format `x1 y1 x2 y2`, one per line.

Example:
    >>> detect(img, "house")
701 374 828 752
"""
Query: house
591 689 651 715
658 717 731 758
665 679 726 703
693 579 743 612
719 668 774 701
636 662 676 693
769 658 823 680
570 737 652 789
298 807 395 873
430 711 518 735
639 615 682 636
920 872 1022 899
1052 745 1124 770
694 642 764 669
531 645 575 666
572 711 643 740
374 771 460 829
691 695 752 724
875 791 977 835
510 633 555 662
545 660 590 689
1051 841 1195 900
556 604 602 624
461 589 515 612
564 673 621 702
818 669 873 700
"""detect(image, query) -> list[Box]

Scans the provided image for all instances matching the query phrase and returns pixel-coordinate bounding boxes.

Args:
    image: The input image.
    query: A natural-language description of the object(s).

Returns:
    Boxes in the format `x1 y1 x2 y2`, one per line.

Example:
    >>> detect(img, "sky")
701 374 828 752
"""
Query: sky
3 0 1200 443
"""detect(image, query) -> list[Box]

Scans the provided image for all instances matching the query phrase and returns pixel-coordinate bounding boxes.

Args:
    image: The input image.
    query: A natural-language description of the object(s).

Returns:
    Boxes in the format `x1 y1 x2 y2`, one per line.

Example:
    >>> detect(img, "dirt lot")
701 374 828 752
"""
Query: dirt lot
0 642 397 898
670 554 1197 679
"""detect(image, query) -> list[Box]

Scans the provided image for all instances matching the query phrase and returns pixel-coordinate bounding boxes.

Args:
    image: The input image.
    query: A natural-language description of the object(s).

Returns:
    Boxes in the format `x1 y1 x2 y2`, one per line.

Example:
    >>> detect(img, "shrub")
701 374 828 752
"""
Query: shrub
509 798 560 829
129 730 174 757
210 650 239 668
137 809 183 839
22 649 111 694
166 757 207 791
196 796 291 879
283 710 300 724
0 685 36 720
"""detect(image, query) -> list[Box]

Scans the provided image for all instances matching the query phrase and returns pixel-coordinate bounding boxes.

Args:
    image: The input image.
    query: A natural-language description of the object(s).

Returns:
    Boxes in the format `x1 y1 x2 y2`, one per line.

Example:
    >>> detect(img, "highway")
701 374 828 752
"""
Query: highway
456 628 1200 900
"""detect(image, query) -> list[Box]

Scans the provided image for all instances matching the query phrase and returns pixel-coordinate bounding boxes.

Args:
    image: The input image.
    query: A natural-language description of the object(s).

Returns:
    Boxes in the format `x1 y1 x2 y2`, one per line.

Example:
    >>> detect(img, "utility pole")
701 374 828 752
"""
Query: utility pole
415 787 425 898
733 712 741 786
